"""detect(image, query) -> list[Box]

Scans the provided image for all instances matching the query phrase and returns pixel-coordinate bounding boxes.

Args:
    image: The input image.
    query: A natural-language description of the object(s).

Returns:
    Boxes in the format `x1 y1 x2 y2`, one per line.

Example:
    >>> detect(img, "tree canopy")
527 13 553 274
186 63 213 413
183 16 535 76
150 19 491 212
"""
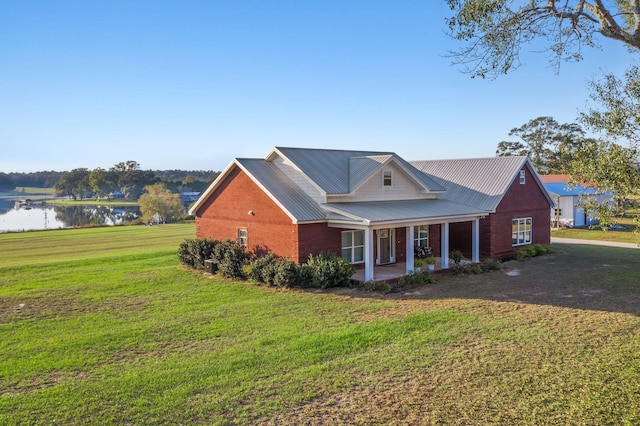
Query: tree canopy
446 0 640 78
580 64 640 147
496 116 586 174
138 183 184 224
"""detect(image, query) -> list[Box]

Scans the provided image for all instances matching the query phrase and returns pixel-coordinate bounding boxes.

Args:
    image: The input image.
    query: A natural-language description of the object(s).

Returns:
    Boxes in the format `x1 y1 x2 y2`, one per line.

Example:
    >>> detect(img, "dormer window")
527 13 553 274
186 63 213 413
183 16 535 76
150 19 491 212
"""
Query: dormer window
383 170 392 187
519 170 526 184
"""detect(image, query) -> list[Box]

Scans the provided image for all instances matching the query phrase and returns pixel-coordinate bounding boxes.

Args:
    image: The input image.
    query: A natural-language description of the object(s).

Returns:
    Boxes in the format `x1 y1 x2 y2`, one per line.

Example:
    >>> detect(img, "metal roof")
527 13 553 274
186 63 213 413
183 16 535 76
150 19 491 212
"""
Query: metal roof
411 156 544 211
544 182 598 197
273 147 445 194
236 158 327 222
191 148 551 225
323 199 489 225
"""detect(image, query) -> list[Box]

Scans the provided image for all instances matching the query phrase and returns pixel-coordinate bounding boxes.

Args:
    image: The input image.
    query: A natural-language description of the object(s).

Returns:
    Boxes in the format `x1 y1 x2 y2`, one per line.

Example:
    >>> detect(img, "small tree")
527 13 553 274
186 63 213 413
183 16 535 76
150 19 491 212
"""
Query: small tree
138 183 184 224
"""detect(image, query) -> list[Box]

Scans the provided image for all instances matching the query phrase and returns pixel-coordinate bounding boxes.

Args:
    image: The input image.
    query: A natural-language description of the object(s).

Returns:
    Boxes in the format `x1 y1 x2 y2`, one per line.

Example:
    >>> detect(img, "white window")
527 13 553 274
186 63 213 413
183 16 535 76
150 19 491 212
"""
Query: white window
383 170 392 187
237 228 247 247
414 225 429 248
554 208 562 216
341 230 364 263
519 170 526 184
512 218 532 246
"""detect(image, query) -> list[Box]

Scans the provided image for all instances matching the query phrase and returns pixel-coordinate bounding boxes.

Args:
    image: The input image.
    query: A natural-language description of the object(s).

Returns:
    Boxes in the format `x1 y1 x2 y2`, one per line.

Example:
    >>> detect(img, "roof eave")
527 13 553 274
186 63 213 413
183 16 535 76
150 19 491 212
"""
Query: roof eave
188 160 237 216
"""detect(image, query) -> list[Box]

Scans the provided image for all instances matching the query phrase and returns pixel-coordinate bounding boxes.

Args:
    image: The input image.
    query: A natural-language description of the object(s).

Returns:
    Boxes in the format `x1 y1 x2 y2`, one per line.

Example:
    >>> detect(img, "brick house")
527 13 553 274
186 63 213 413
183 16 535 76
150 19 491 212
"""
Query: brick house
189 147 554 281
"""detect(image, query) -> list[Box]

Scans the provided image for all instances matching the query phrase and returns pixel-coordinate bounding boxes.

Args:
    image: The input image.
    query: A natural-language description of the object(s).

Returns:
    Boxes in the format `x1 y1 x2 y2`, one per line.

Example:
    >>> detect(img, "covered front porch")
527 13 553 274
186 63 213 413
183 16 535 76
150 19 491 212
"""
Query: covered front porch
357 221 480 282
350 258 445 282
325 199 488 282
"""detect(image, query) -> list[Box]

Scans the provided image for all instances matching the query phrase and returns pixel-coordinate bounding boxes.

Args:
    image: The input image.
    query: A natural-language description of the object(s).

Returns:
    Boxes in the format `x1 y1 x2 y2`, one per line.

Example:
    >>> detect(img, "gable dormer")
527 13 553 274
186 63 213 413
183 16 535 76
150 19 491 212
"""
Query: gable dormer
267 147 445 204
329 155 443 203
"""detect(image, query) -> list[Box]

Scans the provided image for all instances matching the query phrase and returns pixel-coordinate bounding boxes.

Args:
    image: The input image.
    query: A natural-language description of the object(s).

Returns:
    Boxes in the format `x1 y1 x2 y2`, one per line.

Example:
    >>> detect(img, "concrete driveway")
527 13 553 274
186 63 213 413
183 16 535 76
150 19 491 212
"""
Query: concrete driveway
552 237 639 249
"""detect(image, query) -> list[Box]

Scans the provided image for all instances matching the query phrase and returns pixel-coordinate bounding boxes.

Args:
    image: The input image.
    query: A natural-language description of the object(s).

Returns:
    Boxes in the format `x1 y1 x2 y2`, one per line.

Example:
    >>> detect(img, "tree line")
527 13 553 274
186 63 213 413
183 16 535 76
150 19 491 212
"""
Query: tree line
0 161 219 200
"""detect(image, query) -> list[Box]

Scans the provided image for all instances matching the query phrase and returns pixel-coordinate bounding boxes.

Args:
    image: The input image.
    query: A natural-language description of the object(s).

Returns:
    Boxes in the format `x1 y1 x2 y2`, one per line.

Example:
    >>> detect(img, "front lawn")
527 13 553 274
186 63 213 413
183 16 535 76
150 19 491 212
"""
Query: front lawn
2 225 640 425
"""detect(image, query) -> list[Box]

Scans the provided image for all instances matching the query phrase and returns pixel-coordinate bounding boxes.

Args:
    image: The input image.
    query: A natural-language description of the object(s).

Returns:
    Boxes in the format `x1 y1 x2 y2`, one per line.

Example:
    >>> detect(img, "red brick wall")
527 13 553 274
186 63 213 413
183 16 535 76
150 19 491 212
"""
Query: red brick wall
429 224 441 257
450 221 472 257
488 164 551 259
297 223 342 263
194 167 299 260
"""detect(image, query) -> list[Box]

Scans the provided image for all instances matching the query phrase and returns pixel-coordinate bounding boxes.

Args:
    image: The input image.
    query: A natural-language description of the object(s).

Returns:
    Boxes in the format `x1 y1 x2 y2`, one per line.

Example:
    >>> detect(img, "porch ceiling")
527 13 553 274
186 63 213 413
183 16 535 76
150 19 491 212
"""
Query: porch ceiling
323 199 489 225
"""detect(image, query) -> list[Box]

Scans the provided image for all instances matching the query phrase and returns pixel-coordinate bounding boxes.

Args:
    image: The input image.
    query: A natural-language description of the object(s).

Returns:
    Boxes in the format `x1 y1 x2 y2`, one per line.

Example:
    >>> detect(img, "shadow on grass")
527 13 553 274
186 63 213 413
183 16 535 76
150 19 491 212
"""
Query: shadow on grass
330 244 640 316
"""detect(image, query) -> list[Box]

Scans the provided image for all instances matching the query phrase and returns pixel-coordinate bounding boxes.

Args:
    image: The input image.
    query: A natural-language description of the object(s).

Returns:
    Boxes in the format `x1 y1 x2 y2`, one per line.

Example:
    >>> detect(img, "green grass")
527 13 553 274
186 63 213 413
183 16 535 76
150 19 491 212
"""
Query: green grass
2 226 640 424
0 187 55 199
45 198 139 206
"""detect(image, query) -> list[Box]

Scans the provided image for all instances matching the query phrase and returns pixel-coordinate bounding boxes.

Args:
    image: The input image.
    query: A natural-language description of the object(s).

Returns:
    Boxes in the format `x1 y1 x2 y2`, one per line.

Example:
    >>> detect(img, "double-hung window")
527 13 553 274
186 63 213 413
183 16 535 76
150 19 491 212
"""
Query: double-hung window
383 171 392 187
237 228 247 247
512 218 532 246
414 225 429 248
341 230 364 263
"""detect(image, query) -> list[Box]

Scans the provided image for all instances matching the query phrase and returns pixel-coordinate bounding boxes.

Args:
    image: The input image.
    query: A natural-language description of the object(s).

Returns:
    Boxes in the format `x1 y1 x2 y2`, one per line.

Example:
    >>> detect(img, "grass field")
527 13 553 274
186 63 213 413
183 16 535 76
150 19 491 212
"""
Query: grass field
552 214 640 244
45 198 139 206
2 225 640 425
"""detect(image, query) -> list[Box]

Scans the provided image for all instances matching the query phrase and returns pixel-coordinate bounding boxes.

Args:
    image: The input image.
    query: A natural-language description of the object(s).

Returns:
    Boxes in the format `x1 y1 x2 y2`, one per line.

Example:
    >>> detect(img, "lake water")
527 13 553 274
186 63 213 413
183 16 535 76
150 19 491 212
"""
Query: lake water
0 198 140 233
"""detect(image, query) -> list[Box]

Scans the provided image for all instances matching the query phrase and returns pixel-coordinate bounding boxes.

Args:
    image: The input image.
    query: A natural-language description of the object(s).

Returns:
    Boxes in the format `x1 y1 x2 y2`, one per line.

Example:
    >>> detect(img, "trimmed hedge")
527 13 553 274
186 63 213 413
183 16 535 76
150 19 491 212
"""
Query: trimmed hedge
179 239 355 289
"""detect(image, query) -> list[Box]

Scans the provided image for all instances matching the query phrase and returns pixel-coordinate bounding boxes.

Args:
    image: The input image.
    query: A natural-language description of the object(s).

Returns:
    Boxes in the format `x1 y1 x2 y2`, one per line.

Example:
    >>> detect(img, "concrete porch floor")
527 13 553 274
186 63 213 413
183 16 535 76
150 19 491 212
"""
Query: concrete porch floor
351 259 442 282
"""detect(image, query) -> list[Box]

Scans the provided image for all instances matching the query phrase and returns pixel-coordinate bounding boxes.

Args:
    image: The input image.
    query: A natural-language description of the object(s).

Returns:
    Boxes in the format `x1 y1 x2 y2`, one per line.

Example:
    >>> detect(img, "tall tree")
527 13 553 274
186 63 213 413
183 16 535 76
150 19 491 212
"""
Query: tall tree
573 65 640 226
109 161 158 199
445 1 640 78
88 168 117 199
138 183 184 224
496 116 585 173
580 65 640 148
54 168 91 200
566 139 640 225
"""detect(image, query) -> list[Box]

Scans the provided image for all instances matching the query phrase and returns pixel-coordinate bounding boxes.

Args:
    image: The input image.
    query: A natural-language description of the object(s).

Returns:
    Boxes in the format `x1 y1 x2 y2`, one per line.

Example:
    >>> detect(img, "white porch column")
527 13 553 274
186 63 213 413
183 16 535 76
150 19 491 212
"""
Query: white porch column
364 228 375 281
406 225 414 273
441 222 450 269
472 217 480 262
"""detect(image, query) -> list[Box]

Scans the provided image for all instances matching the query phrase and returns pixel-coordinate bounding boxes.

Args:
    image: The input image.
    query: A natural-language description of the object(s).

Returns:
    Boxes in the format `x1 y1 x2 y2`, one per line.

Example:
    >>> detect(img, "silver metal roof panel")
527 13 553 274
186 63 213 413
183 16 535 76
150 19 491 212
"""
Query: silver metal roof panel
237 159 327 222
411 157 529 211
323 199 489 224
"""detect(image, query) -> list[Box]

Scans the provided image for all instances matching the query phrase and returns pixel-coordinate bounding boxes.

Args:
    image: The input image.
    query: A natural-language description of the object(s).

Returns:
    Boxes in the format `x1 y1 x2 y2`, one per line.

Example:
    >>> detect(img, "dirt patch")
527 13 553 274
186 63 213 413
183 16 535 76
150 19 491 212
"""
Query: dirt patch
313 246 640 316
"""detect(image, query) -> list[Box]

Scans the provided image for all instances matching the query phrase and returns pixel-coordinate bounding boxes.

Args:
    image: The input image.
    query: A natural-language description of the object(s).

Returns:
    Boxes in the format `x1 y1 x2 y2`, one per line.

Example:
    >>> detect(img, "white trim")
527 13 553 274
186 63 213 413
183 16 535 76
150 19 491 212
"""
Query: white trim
266 147 328 198
441 222 450 269
364 229 375 281
376 228 395 265
472 218 480 262
383 170 393 187
406 225 415 273
512 217 533 246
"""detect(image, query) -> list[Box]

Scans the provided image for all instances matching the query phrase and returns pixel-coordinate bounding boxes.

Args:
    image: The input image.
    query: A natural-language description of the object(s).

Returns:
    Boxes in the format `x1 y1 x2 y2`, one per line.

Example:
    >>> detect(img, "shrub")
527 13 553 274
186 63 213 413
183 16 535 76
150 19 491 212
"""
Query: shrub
397 271 435 288
296 263 315 288
451 263 468 275
249 253 279 284
304 251 355 289
450 249 465 265
361 280 392 293
272 258 298 288
470 264 483 275
533 244 554 256
177 238 219 270
515 245 537 260
212 239 250 279
480 258 504 272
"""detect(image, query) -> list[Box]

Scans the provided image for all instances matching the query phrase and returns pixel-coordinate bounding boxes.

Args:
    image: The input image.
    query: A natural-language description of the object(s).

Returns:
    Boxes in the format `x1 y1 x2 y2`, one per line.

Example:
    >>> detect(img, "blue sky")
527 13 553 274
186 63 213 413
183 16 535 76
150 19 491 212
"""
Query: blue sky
1 1 634 173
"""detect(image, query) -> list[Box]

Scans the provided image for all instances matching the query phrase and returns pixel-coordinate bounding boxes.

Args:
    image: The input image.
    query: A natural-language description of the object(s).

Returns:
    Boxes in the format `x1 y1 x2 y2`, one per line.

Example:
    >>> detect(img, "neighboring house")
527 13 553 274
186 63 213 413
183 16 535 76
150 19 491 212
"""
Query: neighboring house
540 174 607 227
189 147 554 281
180 191 201 208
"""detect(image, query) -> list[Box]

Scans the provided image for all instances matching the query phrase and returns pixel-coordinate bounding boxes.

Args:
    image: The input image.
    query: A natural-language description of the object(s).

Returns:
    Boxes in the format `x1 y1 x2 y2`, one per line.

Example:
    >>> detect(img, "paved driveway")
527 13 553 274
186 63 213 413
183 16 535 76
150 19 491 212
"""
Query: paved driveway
552 237 639 249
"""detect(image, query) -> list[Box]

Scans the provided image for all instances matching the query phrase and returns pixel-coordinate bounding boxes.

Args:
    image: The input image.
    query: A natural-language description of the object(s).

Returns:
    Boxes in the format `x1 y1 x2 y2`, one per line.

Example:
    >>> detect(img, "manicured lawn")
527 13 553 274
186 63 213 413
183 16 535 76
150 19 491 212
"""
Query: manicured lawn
2 225 640 425
552 214 639 244
46 198 139 206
